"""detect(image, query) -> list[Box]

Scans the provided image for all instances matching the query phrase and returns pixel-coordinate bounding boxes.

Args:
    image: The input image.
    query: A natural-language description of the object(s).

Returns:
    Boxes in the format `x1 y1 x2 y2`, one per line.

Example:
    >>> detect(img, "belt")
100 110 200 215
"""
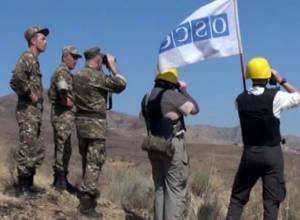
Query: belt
18 95 31 102
175 133 185 139
244 144 281 148
76 109 106 119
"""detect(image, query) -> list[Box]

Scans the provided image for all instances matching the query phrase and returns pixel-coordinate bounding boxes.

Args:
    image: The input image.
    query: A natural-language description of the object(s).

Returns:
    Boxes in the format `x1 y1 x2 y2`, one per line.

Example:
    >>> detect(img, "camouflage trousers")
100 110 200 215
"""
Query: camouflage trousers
78 138 106 197
16 105 45 177
52 118 73 173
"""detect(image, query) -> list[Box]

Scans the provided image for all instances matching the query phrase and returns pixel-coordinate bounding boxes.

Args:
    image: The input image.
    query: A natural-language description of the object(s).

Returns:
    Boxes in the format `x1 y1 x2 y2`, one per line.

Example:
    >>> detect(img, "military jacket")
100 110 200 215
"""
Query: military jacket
73 66 126 139
48 63 75 122
10 49 43 110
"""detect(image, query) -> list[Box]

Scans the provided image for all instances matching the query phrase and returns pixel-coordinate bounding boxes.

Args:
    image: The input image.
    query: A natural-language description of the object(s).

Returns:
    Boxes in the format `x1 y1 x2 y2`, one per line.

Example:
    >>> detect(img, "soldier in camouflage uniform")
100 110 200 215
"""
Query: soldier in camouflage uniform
10 26 49 197
73 47 126 218
48 46 81 191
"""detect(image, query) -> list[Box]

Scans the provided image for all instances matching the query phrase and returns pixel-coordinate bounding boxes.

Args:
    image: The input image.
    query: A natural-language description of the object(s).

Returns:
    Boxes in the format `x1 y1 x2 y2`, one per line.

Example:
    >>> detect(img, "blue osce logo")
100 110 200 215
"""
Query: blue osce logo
160 13 229 53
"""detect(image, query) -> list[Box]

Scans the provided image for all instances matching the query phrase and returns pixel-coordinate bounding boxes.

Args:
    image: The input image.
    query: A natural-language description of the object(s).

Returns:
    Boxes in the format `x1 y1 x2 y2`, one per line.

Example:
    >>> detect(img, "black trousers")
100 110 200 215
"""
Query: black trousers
226 145 286 220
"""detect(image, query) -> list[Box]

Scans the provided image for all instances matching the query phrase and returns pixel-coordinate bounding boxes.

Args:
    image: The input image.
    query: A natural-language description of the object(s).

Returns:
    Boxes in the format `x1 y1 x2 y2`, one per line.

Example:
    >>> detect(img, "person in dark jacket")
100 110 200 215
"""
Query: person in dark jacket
142 68 199 220
226 57 300 220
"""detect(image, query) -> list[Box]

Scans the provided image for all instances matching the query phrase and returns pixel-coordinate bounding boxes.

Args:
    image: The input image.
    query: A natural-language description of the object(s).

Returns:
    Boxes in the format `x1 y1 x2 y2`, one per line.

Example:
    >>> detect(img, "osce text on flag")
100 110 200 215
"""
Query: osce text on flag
159 13 230 53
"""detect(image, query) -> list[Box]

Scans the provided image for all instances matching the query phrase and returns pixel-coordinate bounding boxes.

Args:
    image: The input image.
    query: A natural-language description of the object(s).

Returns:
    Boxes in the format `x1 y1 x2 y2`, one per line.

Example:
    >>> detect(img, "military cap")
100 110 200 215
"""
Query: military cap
84 47 102 60
62 45 82 58
24 26 49 42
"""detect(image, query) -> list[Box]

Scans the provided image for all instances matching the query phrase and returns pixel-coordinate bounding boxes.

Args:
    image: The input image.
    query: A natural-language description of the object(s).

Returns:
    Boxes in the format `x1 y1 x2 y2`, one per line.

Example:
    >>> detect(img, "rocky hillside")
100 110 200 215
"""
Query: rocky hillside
0 93 299 152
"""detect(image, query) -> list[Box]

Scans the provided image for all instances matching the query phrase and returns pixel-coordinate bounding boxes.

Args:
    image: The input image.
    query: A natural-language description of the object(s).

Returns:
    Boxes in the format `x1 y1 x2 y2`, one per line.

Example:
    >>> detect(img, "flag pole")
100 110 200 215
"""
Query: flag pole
233 0 247 91
239 53 247 91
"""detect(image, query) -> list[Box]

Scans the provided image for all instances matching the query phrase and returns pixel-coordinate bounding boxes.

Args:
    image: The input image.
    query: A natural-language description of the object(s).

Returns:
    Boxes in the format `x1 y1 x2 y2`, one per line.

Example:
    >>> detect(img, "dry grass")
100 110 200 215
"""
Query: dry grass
100 153 300 220
186 156 226 220
101 162 153 218
0 143 128 220
1 138 300 220
0 140 17 195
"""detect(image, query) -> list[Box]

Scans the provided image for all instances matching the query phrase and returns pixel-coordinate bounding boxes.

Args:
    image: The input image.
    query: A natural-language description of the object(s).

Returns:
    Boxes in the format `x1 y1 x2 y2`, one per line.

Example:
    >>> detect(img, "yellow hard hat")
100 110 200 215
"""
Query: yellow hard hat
246 57 271 79
155 68 178 85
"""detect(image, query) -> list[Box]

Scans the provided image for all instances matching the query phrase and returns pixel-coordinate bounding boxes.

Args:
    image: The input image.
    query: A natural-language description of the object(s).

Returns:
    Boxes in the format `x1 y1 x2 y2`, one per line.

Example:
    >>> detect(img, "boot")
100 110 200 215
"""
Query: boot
16 175 44 198
28 174 46 196
78 193 103 219
64 171 78 194
52 170 68 191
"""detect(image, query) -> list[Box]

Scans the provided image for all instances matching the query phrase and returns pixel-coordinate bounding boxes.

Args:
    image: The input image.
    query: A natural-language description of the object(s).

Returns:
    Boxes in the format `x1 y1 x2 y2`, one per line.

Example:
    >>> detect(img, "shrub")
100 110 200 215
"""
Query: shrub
102 164 153 212
189 171 210 198
197 196 222 220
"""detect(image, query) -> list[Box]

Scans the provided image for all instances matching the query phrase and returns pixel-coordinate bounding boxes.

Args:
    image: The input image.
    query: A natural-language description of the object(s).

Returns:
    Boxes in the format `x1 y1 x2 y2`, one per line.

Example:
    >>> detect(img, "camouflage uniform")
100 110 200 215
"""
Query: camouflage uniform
48 62 75 174
73 63 126 197
10 49 45 178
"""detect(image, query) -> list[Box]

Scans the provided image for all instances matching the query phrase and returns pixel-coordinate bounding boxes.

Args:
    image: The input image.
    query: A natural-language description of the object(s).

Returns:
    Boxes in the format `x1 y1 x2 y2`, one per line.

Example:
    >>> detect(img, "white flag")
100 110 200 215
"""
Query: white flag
158 0 242 72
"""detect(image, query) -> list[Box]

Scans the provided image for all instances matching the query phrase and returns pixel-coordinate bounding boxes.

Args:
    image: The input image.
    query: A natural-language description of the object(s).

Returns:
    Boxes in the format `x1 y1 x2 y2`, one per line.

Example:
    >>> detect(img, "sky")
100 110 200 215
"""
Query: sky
0 0 300 136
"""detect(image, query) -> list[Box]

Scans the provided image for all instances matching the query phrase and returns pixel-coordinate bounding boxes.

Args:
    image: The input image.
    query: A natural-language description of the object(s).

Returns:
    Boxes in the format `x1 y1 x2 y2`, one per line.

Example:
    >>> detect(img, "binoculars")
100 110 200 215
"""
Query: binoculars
269 78 277 86
102 55 116 69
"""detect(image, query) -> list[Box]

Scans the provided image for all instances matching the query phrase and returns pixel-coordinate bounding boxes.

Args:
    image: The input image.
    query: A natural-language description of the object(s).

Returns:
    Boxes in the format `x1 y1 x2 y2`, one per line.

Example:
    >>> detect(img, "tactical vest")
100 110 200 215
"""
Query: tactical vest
236 88 281 146
145 86 185 139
